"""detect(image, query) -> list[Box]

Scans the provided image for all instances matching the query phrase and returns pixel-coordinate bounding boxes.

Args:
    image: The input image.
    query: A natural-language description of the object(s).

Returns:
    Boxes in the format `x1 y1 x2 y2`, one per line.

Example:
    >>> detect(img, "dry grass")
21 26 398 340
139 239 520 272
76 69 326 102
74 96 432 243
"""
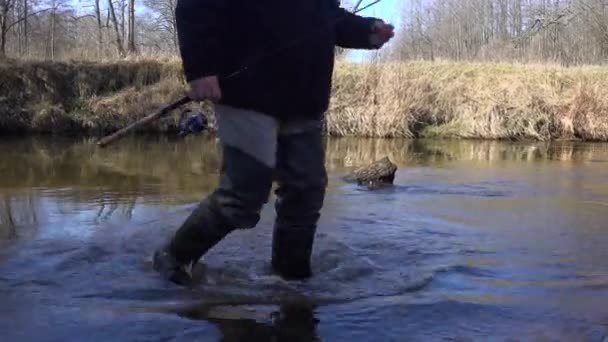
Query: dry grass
2 59 608 140
73 76 187 133
328 60 608 141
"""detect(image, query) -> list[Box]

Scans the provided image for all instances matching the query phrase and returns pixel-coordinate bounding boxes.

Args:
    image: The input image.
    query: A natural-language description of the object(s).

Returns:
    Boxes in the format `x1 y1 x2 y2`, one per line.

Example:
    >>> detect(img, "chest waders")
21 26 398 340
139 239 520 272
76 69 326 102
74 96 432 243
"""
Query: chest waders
154 106 327 285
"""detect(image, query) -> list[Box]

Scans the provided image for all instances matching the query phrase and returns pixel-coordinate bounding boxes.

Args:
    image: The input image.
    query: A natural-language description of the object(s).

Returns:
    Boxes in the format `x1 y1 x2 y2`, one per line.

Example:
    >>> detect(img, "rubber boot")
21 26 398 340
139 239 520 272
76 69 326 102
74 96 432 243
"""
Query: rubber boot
271 225 316 280
154 197 233 286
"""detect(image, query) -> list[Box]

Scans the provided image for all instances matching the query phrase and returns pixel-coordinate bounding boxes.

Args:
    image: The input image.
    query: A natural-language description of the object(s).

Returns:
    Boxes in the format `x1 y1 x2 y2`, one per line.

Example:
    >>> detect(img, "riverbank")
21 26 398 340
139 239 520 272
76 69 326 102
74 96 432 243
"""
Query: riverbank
0 58 186 134
2 59 608 140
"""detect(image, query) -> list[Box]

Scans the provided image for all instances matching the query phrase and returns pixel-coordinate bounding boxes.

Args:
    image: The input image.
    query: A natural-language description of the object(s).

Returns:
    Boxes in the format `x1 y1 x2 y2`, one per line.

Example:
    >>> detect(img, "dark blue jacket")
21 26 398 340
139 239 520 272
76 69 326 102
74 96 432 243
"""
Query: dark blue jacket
175 0 380 121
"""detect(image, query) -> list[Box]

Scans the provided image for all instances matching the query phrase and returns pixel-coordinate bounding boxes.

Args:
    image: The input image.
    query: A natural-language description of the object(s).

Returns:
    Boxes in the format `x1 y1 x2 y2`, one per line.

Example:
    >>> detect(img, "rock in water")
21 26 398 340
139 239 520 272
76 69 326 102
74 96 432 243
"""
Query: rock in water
343 156 398 189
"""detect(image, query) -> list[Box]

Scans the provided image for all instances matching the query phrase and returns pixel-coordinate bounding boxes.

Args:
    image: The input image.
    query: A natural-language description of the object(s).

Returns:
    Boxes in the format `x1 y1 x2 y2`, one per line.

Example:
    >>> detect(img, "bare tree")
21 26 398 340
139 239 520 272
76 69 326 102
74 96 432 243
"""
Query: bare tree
94 0 102 53
49 0 56 59
119 0 124 42
391 0 608 65
107 0 124 56
1 0 44 57
1 0 607 65
23 0 28 54
0 0 15 58
143 0 177 50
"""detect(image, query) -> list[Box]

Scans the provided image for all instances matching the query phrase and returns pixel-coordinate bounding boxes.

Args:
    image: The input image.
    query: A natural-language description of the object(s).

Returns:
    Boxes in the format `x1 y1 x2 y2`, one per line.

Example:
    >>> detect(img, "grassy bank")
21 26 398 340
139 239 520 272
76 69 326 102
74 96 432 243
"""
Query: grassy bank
2 59 608 140
329 61 608 141
0 58 187 134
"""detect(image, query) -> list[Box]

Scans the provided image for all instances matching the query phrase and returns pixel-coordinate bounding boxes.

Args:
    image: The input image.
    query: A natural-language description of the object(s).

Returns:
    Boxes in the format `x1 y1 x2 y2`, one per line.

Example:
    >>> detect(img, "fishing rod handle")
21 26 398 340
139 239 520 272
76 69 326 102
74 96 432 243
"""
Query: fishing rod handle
97 95 192 148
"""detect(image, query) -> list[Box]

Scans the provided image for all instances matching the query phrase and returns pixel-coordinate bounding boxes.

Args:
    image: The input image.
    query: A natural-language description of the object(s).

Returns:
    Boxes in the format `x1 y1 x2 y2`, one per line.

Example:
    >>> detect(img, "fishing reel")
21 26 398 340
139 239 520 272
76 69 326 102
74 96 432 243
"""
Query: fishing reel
178 108 208 137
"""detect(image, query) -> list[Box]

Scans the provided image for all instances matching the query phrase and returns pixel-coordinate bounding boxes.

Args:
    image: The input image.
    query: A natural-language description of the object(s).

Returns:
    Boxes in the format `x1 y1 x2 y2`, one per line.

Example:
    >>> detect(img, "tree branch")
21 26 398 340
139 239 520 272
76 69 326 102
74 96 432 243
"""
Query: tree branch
7 7 56 31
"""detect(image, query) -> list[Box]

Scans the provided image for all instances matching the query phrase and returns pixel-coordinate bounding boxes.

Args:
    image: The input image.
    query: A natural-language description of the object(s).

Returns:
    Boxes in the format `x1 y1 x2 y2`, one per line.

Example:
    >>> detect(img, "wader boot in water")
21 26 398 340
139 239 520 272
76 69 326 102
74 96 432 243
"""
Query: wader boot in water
154 145 274 286
153 196 234 286
271 127 327 280
154 105 327 285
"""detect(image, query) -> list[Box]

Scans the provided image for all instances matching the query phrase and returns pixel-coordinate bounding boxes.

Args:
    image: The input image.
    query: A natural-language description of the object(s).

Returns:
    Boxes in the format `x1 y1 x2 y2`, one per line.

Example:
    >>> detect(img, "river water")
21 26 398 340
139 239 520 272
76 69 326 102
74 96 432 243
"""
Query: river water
1 136 607 341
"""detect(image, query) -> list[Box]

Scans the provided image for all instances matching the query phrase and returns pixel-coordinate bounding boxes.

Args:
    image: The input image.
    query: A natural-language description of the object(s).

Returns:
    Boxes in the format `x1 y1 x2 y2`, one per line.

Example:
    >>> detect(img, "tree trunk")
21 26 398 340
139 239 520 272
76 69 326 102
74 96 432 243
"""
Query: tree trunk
50 4 55 60
0 1 9 58
498 0 508 40
127 0 135 53
513 0 522 37
170 0 178 51
553 0 561 61
107 0 125 57
14 0 20 54
23 0 27 55
94 0 102 55
120 0 125 46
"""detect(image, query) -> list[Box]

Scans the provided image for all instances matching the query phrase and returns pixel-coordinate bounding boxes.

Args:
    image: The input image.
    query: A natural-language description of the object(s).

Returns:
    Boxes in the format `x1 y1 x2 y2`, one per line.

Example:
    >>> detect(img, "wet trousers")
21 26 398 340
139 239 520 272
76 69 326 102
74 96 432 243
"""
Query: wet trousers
165 105 328 279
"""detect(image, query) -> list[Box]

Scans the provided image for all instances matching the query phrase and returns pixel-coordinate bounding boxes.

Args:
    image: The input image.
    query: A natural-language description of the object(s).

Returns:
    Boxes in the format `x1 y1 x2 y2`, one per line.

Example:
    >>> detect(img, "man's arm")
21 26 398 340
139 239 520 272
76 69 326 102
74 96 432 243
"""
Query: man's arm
334 8 394 50
175 0 225 83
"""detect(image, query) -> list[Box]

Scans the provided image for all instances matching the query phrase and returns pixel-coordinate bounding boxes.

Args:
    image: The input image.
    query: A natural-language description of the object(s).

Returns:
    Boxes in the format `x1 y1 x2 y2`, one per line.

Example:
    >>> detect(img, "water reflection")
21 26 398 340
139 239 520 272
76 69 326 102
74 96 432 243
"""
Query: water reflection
3 136 608 190
1 136 608 242
0 195 18 240
324 137 608 167
0 193 41 241
0 135 221 193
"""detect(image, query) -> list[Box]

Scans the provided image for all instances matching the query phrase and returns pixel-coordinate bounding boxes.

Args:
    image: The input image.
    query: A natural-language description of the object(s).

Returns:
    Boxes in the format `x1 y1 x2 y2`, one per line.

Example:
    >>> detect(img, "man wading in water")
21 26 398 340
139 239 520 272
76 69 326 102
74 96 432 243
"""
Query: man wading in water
154 0 395 285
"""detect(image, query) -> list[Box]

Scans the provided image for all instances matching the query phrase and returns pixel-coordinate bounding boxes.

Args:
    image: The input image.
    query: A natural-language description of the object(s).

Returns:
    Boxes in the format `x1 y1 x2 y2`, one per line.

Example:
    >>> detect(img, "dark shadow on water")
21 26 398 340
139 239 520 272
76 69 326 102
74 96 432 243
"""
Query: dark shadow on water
177 303 320 342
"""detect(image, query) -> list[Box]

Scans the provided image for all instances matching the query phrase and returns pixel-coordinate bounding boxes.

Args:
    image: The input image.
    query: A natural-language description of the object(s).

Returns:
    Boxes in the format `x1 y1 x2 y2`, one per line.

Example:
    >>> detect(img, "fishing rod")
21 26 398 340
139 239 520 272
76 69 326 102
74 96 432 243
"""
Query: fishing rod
97 0 385 147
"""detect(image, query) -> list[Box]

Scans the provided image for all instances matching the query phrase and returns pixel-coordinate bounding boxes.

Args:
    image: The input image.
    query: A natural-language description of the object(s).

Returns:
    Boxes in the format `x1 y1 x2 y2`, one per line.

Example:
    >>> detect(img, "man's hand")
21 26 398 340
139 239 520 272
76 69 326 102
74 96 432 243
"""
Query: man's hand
187 76 222 102
370 20 395 49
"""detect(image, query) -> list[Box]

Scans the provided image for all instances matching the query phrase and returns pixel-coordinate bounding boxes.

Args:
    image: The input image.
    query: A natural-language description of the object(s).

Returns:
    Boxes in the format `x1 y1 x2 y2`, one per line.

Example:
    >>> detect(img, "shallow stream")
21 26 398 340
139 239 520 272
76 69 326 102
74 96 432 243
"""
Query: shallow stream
1 136 607 341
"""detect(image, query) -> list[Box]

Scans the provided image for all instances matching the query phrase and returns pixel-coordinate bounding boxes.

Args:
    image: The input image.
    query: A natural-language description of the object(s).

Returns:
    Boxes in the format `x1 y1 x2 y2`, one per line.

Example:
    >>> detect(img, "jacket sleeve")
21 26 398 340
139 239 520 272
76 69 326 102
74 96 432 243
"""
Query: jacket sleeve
175 0 226 82
334 8 378 49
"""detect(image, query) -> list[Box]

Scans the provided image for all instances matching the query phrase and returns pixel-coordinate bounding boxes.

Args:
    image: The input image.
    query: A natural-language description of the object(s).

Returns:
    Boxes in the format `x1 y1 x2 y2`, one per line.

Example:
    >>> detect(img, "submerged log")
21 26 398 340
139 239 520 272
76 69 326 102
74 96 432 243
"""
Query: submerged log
343 156 398 189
